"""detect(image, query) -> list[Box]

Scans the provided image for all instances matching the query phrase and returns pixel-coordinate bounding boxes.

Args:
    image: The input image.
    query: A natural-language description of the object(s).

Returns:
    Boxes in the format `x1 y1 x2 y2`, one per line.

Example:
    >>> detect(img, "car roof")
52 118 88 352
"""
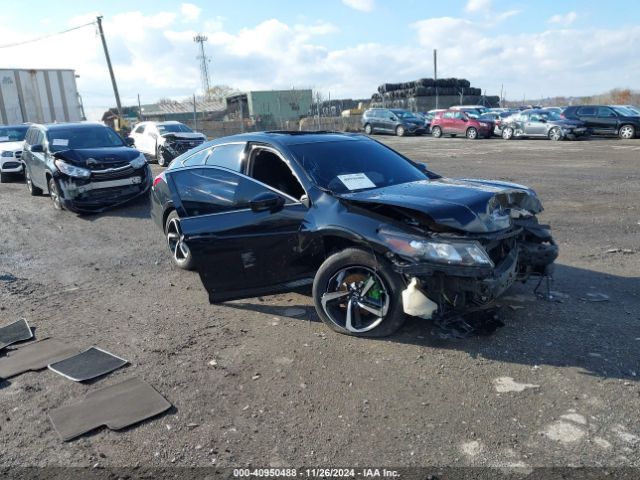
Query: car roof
30 122 107 131
0 124 29 129
196 131 369 152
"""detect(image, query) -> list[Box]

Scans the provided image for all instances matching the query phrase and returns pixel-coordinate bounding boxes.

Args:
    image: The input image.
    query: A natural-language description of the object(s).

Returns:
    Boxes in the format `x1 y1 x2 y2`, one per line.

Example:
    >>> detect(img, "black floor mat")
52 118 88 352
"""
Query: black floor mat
0 338 79 379
48 377 172 441
0 319 33 350
48 347 128 382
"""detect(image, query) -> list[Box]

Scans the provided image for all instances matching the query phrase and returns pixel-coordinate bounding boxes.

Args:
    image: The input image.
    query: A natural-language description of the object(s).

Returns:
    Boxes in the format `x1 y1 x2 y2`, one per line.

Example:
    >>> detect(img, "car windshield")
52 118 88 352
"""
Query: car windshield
290 139 428 194
47 126 125 152
612 106 637 117
0 126 29 142
158 123 193 133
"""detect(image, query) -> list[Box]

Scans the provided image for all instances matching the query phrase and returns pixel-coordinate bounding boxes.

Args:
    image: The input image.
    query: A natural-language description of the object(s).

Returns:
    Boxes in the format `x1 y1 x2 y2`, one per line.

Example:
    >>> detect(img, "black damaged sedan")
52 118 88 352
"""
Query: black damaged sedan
22 123 151 213
151 132 557 337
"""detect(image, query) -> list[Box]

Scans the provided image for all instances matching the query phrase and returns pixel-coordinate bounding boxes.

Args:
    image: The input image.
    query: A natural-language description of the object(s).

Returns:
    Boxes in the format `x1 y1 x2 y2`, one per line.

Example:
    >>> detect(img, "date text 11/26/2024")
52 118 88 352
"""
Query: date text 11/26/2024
233 468 401 478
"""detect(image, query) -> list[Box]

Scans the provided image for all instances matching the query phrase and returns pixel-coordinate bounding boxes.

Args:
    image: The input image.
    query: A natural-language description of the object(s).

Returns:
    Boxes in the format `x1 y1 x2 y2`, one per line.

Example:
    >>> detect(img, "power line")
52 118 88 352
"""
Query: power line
0 21 96 49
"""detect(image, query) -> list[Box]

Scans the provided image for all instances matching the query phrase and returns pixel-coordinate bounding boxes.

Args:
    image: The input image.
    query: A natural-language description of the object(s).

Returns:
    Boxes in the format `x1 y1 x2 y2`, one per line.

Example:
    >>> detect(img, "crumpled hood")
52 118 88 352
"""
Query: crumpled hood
0 141 25 153
337 178 543 233
53 147 141 168
548 119 584 128
160 132 206 140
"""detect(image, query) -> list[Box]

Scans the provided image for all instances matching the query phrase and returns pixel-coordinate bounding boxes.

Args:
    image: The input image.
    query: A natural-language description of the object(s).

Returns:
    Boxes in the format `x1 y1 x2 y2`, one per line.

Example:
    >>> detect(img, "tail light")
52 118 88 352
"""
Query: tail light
152 171 166 188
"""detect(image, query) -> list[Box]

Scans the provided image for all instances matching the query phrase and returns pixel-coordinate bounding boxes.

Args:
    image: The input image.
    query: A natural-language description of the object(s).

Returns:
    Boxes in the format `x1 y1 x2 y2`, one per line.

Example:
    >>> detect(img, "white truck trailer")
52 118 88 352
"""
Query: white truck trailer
0 68 85 125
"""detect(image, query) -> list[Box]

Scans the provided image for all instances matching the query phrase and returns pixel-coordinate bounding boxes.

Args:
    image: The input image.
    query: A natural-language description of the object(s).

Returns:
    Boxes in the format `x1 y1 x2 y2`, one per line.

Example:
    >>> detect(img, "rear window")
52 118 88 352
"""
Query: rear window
0 126 28 142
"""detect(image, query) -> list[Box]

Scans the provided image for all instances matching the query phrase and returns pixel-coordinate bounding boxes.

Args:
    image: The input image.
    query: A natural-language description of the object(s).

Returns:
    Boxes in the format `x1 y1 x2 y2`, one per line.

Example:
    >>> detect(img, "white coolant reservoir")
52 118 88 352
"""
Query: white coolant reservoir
402 277 438 319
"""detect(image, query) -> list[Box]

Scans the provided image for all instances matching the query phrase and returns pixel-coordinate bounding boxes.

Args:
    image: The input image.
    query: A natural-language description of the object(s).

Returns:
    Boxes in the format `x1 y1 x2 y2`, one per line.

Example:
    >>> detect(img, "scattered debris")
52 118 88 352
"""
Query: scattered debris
251 374 261 380
186 423 199 429
0 338 79 379
433 307 503 339
48 347 128 382
208 359 218 367
0 318 34 350
581 293 610 302
493 377 540 393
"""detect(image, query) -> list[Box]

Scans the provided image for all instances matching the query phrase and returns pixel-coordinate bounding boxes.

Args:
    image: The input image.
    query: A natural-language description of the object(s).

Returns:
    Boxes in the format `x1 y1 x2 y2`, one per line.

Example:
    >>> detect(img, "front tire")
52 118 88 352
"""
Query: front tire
157 146 168 167
0 172 8 183
466 127 478 139
396 125 406 137
502 127 514 140
364 124 373 135
25 168 42 196
619 124 635 139
48 178 63 210
313 248 406 337
165 210 195 270
431 126 442 138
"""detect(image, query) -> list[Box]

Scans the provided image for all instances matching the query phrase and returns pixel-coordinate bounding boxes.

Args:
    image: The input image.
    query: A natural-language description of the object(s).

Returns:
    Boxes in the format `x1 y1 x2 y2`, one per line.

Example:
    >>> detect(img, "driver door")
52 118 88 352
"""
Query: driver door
165 167 321 302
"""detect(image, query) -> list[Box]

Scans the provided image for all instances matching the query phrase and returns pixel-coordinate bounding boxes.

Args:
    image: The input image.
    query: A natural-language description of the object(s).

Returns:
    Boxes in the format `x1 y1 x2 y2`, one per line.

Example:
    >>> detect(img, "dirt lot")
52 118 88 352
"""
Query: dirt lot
0 135 639 470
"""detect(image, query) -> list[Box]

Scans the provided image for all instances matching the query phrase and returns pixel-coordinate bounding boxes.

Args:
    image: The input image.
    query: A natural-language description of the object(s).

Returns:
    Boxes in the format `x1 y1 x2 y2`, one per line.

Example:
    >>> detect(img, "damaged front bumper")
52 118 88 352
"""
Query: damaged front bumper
56 165 152 213
390 225 558 318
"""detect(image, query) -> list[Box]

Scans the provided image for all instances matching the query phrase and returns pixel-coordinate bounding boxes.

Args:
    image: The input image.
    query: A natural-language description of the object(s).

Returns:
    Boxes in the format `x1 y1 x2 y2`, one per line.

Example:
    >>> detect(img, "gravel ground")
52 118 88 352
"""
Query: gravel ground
0 135 638 470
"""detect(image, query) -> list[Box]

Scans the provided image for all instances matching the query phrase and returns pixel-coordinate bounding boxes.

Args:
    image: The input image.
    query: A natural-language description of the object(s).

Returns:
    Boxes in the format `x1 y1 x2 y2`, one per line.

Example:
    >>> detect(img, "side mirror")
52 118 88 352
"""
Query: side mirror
414 162 428 173
30 144 44 153
462 117 468 122
249 191 285 213
125 137 135 147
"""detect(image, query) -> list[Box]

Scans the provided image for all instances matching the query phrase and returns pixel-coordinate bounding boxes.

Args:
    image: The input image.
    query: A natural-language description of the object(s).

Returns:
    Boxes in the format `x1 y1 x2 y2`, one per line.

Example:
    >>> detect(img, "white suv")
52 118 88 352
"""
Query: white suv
128 121 206 167
0 125 29 183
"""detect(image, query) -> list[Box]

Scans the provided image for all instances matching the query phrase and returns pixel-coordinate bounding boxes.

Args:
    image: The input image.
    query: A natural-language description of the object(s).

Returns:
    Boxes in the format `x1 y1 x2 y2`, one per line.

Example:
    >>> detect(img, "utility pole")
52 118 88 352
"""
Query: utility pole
96 16 122 119
193 93 197 131
433 49 438 109
137 94 143 121
194 34 211 99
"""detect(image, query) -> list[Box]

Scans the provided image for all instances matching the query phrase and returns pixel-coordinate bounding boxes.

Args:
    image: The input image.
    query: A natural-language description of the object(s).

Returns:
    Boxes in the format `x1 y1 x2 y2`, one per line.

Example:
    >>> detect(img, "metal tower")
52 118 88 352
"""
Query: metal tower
193 34 211 99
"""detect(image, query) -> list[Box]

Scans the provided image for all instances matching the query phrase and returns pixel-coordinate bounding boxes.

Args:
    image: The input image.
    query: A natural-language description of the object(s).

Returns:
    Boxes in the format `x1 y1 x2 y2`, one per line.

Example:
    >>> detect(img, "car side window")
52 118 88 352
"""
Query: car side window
134 125 145 134
578 107 596 116
205 143 246 171
182 147 212 167
597 107 615 117
443 112 454 119
172 168 275 217
453 112 464 120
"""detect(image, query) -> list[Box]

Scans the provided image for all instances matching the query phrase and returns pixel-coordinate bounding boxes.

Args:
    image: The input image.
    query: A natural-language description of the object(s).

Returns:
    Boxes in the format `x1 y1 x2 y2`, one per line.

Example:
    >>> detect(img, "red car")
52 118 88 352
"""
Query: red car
430 110 494 139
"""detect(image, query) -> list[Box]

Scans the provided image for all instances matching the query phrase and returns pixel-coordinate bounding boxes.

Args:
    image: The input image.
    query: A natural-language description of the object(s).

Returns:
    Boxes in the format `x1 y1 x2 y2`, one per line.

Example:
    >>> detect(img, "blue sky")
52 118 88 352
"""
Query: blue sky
1 0 638 118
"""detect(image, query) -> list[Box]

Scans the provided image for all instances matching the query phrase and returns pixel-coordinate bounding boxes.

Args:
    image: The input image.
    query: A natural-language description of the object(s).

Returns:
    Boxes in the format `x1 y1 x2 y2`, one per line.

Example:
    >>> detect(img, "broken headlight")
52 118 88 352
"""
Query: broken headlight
129 153 147 169
54 159 91 179
379 228 494 267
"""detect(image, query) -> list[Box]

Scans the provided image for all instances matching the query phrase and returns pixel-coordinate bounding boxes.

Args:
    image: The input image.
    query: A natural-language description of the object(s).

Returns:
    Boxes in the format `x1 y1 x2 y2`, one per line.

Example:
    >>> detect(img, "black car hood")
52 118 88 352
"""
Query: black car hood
53 147 140 168
336 178 542 233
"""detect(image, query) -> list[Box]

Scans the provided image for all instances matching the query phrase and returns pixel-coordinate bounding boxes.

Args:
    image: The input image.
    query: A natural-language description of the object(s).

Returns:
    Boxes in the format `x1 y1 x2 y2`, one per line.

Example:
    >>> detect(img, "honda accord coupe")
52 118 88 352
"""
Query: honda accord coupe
150 132 557 337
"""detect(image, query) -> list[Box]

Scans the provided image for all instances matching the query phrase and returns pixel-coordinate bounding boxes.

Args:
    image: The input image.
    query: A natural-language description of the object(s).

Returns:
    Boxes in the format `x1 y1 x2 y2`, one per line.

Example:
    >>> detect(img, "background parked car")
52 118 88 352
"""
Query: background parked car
129 121 207 167
479 111 514 136
562 105 640 139
501 109 588 141
361 108 426 136
430 109 494 139
0 124 29 183
22 123 151 213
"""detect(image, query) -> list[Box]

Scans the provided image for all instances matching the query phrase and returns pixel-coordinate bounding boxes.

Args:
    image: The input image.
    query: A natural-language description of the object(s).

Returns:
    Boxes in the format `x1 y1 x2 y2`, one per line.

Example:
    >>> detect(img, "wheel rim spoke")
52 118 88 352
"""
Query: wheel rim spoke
357 300 384 317
179 242 189 257
321 289 350 308
167 232 179 241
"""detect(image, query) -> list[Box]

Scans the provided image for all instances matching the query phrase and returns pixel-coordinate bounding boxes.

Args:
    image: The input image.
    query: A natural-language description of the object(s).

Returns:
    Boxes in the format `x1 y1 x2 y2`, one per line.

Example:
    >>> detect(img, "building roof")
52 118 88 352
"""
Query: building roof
141 99 226 116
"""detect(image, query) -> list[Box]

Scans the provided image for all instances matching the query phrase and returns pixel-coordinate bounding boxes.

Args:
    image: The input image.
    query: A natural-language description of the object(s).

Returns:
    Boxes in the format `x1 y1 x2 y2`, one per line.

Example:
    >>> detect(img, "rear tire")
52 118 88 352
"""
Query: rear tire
619 124 635 139
502 127 514 140
466 127 478 139
25 168 42 196
364 124 373 135
165 210 195 270
313 248 406 338
431 126 442 138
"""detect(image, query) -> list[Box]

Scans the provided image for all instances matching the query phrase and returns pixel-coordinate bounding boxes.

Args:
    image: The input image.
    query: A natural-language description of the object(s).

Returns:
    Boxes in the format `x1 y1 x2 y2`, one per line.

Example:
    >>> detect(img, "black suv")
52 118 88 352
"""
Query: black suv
361 108 426 136
22 123 151 213
562 105 640 139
